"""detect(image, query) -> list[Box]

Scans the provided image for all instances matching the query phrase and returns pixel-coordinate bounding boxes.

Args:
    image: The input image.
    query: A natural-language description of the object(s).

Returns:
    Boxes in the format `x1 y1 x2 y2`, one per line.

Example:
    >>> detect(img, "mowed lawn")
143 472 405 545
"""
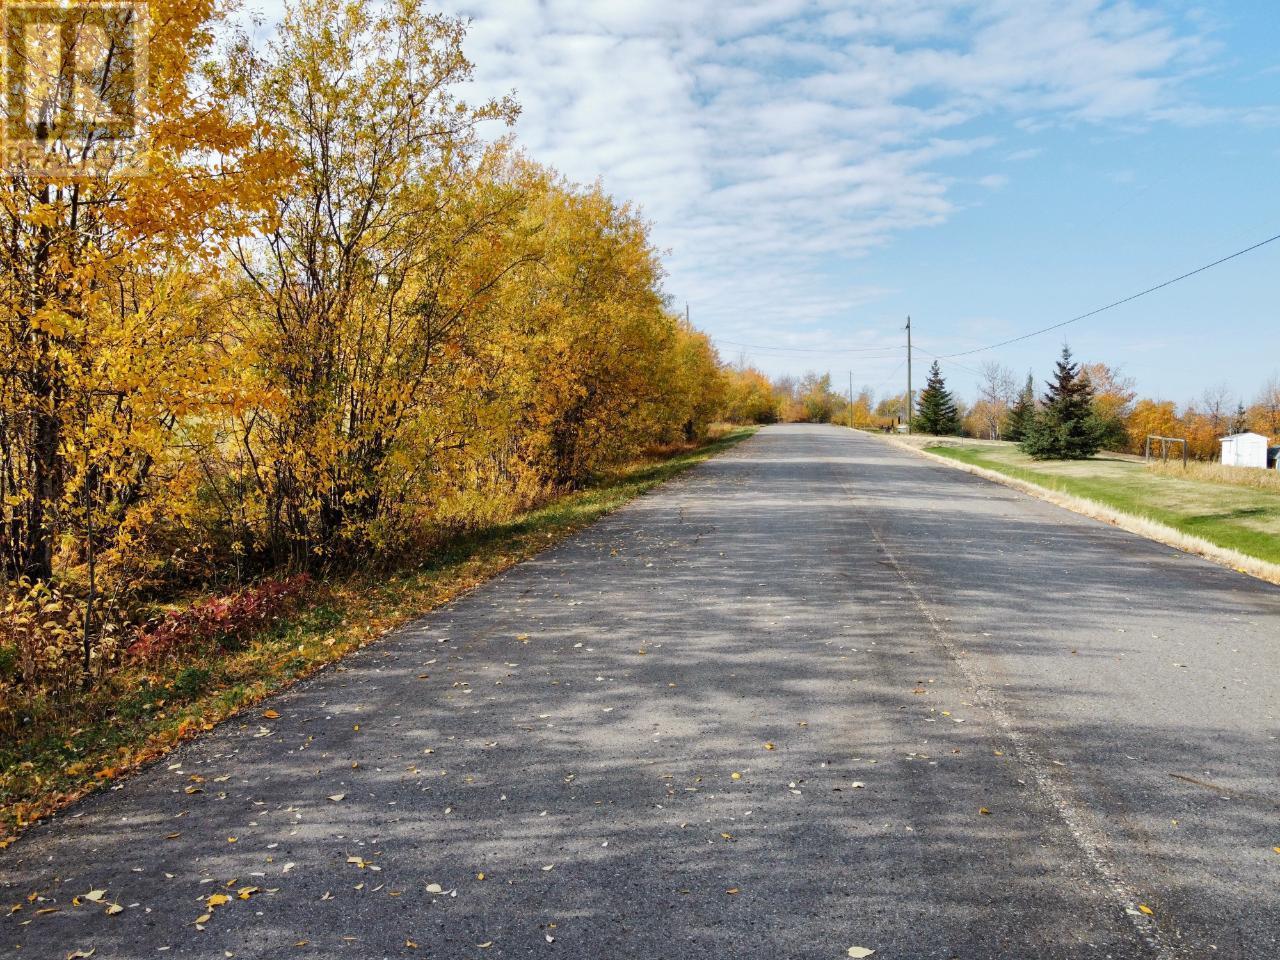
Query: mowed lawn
927 442 1280 566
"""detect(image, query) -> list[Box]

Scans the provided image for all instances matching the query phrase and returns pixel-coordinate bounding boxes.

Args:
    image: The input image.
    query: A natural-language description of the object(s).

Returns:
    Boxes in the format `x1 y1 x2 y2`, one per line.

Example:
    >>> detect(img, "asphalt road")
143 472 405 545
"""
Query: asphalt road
3 424 1277 960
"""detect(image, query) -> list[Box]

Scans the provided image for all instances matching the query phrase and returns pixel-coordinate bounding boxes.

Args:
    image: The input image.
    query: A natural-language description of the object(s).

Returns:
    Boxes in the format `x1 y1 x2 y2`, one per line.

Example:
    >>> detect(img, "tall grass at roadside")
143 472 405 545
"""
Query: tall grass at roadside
1147 459 1280 493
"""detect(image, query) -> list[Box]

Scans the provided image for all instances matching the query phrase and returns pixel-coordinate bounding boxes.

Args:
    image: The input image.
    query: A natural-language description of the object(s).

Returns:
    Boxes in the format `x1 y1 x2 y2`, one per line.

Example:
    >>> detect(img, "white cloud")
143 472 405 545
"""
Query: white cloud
1005 147 1044 161
245 0 1223 364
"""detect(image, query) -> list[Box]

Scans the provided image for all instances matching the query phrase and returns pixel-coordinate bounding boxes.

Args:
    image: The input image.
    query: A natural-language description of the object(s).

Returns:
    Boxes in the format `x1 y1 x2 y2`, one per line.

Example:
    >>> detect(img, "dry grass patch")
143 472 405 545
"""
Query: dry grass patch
1147 459 1280 493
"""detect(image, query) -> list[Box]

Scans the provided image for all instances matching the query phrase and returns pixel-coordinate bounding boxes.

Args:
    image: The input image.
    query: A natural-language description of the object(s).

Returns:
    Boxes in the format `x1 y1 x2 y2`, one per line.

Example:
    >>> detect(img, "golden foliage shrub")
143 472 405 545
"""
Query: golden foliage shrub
0 0 729 704
0 580 122 704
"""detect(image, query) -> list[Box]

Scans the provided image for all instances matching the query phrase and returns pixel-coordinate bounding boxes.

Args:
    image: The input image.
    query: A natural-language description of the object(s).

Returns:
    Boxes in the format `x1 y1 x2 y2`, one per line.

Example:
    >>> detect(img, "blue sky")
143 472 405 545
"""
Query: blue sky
247 1 1280 406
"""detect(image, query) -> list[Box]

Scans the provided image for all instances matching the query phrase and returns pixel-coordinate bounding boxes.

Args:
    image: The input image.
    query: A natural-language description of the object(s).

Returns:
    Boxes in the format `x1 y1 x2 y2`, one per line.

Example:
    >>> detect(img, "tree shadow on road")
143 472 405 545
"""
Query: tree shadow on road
3 426 1277 959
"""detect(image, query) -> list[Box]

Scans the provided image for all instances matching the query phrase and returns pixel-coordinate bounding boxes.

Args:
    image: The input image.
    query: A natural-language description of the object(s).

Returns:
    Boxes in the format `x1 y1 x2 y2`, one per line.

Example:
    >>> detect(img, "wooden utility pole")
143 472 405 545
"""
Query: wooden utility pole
905 315 913 434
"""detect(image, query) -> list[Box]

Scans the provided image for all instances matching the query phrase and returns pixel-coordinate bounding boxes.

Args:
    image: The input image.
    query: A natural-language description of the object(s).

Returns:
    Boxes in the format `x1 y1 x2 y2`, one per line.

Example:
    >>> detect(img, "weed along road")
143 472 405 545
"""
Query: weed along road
3 424 1278 959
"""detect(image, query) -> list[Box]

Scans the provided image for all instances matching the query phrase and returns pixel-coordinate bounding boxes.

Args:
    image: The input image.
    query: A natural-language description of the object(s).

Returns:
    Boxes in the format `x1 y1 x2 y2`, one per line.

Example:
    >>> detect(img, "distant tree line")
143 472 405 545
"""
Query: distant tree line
720 347 1280 461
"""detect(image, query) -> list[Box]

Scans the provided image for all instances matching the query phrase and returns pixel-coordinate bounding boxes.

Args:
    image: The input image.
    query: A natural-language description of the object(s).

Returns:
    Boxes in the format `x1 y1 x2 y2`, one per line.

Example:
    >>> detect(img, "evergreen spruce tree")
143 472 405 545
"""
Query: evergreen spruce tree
912 361 962 435
1230 402 1249 435
1021 346 1104 459
1004 373 1035 443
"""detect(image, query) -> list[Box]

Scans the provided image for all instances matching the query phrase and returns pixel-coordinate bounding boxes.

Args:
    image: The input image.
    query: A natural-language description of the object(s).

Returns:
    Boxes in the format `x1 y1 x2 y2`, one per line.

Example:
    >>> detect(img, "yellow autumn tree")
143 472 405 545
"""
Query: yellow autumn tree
722 366 781 424
0 1 284 584
1248 377 1280 438
2 0 731 698
493 161 683 487
1082 362 1137 451
658 322 725 443
211 0 523 564
1126 399 1182 455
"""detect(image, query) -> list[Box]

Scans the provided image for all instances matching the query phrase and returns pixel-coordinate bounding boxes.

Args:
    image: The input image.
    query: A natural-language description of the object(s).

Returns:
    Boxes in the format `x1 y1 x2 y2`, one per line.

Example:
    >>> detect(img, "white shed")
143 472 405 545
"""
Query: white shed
1219 432 1269 468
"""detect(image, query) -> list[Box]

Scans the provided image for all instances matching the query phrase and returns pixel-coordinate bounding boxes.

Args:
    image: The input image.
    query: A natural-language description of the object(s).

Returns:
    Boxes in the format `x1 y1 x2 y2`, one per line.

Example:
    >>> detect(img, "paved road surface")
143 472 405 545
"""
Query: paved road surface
3 425 1277 959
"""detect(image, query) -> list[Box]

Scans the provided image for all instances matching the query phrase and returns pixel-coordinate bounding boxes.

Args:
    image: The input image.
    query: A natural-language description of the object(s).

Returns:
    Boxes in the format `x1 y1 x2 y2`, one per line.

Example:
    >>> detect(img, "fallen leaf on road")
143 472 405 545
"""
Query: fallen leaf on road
540 865 554 872
83 890 106 903
328 794 345 802
848 948 875 958
764 743 775 751
425 883 443 894
262 710 280 719
731 772 742 781
978 808 991 816
66 951 95 959
105 904 123 916
725 888 740 895
206 894 230 908
1138 904 1154 916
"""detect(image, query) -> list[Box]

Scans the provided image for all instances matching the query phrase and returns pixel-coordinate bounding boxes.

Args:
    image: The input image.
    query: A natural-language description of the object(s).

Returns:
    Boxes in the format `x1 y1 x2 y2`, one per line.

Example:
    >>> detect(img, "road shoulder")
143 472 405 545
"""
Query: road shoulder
860 429 1280 588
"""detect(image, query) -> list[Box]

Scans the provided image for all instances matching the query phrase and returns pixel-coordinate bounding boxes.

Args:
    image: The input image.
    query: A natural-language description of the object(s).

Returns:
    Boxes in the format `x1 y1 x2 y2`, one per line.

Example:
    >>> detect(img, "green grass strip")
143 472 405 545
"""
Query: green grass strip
929 445 1280 566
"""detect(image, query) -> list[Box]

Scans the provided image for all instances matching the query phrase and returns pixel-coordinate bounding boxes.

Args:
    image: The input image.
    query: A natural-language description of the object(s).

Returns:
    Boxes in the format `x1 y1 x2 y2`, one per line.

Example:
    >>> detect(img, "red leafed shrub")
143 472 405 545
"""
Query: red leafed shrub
126 575 312 663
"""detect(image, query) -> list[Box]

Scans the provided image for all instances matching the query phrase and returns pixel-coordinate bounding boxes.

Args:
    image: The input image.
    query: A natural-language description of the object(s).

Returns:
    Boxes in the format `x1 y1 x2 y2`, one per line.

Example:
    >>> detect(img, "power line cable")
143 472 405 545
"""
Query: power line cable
715 229 1278 398
937 231 1280 359
871 360 907 393
912 342 986 378
713 231 1278 367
